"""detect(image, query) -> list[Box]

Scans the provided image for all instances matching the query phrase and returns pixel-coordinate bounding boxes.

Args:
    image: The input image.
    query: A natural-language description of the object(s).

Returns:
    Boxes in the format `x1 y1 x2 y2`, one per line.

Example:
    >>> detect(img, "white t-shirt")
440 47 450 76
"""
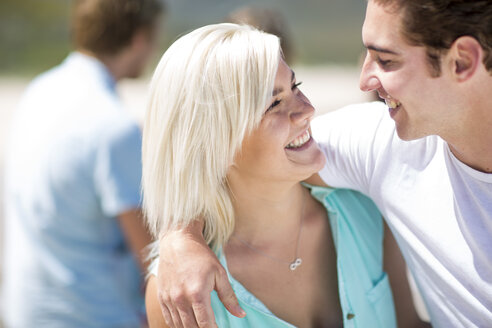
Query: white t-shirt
311 102 492 328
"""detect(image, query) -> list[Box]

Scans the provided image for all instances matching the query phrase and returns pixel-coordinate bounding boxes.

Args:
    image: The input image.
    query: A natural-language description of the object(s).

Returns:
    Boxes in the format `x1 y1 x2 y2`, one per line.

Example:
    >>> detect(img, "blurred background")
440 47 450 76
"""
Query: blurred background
0 0 368 75
0 0 376 324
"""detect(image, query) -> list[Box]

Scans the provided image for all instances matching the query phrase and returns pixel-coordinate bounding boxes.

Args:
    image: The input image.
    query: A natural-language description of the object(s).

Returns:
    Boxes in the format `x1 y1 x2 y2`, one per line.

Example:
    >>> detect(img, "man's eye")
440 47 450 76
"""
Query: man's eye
377 58 392 67
265 99 281 113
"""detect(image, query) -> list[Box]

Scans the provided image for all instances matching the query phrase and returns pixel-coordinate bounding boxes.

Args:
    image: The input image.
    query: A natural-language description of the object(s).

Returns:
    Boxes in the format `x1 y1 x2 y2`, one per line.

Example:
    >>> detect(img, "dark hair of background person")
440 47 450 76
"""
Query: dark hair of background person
374 0 492 76
225 6 294 64
71 0 165 55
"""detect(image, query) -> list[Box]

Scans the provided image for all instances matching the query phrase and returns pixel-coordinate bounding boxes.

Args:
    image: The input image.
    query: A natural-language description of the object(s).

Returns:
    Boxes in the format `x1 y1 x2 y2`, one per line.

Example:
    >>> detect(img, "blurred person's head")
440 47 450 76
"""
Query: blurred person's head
360 0 492 141
71 0 165 79
226 6 294 64
143 24 321 250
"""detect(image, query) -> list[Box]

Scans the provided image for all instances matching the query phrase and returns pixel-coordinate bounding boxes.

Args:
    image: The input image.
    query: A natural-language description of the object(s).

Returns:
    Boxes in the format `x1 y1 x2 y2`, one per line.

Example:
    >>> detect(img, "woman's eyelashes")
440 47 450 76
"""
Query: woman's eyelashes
265 81 303 114
292 81 302 90
265 99 281 113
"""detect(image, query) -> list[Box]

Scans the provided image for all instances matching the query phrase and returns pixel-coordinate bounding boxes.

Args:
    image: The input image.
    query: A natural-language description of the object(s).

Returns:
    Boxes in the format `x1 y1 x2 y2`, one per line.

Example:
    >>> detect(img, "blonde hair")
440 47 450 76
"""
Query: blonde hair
142 23 280 250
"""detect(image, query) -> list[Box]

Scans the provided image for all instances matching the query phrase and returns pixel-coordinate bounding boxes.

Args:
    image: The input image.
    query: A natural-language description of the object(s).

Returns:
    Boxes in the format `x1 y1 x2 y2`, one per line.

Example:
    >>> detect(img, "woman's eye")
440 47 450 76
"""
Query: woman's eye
292 81 303 90
265 99 281 113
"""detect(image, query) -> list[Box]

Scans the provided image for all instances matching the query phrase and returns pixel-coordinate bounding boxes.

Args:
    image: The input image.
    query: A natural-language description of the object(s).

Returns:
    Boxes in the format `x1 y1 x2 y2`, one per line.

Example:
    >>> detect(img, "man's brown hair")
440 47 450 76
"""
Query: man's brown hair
374 0 492 76
71 0 164 55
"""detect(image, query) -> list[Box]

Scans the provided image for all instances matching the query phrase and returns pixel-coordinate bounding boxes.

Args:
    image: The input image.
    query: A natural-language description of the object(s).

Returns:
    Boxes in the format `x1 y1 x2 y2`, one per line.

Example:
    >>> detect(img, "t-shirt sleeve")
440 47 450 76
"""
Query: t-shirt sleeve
94 117 143 217
311 101 391 195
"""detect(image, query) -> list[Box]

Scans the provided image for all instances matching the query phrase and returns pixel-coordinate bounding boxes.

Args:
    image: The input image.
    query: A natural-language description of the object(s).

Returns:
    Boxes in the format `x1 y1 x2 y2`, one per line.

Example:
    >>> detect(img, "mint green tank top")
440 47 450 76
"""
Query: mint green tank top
211 186 397 327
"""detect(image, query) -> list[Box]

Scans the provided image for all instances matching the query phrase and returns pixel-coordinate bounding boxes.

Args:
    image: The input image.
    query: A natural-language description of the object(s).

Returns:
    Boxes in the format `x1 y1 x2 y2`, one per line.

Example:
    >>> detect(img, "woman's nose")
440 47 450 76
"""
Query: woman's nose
290 93 315 124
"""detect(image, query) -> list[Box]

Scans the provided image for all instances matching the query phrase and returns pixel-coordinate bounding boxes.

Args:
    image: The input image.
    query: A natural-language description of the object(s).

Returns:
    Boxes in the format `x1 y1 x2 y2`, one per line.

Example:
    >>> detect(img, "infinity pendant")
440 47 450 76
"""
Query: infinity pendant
289 258 302 271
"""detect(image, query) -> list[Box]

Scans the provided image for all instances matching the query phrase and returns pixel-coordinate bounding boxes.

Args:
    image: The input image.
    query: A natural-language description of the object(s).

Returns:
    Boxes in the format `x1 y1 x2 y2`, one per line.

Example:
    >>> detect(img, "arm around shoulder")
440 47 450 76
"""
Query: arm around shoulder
153 219 244 327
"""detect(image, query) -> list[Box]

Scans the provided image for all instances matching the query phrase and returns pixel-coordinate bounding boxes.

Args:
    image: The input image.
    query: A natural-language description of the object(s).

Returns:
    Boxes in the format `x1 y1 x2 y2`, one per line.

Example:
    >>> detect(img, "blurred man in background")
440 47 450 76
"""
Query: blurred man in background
1 0 164 326
225 6 294 65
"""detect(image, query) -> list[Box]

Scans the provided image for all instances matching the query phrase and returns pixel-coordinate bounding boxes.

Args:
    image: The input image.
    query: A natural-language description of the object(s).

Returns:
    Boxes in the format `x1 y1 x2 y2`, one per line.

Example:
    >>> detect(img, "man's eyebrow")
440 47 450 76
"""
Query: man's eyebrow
366 44 399 55
272 70 296 97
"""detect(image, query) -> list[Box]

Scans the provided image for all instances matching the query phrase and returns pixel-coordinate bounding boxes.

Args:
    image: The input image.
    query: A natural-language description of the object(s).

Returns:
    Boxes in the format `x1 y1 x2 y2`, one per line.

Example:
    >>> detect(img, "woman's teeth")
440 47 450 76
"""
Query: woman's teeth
385 99 401 109
286 130 310 149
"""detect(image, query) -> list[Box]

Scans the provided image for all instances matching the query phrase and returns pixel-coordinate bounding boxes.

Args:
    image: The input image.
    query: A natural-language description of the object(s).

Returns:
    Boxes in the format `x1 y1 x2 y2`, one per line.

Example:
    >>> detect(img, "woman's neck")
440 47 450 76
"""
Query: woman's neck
227 174 307 245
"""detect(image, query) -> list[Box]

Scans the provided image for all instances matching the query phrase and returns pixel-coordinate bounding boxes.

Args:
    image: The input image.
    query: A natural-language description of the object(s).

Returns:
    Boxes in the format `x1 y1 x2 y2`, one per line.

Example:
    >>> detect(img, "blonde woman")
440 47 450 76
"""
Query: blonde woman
143 24 412 327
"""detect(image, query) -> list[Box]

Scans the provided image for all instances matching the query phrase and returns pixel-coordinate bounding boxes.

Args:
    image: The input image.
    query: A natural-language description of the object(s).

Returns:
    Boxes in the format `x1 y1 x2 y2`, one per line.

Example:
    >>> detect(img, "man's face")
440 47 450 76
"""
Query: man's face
359 0 455 140
127 23 160 78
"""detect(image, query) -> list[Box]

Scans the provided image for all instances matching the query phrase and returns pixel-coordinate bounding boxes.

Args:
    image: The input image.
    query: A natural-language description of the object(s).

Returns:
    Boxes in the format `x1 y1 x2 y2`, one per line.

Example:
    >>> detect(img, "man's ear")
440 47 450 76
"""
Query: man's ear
449 36 483 82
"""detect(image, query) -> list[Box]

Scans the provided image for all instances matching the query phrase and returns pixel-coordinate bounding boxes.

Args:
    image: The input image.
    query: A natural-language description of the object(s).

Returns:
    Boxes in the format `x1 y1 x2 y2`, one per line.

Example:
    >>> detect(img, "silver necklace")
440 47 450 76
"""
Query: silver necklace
233 190 306 271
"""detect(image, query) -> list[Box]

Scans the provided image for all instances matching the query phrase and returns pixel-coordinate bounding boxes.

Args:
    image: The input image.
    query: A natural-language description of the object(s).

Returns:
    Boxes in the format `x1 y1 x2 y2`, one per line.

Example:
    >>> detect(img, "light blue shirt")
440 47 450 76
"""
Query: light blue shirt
2 52 144 327
211 186 397 327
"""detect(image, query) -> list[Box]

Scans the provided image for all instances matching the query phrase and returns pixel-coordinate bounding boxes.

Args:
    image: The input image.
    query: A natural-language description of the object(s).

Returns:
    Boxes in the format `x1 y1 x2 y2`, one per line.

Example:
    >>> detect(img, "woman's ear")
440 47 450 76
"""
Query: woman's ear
449 36 483 82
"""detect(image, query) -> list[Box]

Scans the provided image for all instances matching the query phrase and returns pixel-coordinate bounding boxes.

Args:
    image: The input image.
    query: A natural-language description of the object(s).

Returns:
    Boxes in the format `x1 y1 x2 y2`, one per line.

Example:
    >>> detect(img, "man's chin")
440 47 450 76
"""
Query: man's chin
395 125 428 141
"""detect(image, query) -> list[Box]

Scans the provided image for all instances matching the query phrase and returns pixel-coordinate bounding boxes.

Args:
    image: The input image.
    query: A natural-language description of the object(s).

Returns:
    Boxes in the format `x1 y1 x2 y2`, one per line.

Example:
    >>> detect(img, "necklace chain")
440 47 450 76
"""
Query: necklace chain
233 189 306 271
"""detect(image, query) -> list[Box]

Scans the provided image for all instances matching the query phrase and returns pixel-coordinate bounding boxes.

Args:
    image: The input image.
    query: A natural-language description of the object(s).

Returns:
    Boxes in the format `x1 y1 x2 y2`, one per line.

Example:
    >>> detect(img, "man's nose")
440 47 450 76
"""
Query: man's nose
359 56 381 92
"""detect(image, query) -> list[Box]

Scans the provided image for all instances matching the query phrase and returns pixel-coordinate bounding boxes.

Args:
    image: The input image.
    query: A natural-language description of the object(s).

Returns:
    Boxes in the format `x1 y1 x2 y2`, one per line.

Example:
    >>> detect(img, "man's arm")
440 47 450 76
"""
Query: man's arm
155 220 245 328
118 209 152 272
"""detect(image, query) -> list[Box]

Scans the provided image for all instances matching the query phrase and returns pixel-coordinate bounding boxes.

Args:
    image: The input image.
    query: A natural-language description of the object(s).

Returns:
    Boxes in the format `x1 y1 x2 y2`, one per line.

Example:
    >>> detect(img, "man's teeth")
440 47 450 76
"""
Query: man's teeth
286 130 310 149
385 99 401 109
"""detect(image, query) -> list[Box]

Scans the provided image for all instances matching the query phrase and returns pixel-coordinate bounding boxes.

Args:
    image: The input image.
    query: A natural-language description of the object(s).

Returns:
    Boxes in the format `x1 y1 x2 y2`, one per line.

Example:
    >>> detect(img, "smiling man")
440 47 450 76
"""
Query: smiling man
310 0 492 326
151 0 492 327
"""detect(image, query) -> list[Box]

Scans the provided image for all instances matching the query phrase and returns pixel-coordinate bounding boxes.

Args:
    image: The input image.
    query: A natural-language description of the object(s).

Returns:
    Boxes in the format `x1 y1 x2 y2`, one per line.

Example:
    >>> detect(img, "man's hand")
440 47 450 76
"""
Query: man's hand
157 220 246 327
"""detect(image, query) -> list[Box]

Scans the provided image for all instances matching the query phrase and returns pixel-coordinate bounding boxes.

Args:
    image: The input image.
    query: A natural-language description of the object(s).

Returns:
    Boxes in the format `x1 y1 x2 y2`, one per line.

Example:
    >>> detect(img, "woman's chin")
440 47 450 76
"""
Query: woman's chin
286 140 326 173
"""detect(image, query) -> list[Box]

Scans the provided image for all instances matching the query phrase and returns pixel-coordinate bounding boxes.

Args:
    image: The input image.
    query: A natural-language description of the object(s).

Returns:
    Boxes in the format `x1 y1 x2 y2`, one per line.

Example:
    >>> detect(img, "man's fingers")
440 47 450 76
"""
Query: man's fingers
214 267 246 318
156 223 224 327
176 304 200 328
168 302 185 328
159 301 175 327
192 293 218 328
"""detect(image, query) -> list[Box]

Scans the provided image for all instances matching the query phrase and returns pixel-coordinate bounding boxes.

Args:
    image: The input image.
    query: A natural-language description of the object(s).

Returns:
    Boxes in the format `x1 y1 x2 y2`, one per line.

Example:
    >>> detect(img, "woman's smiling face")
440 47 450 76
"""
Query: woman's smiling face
231 59 326 183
